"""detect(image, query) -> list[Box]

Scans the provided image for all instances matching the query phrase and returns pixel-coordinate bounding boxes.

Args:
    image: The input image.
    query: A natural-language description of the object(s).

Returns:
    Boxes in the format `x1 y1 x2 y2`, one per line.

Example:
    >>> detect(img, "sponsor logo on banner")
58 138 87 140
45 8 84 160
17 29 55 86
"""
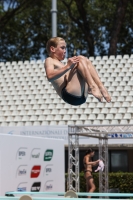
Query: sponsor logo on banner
108 133 133 138
31 148 40 159
17 165 27 177
32 153 40 158
31 165 41 178
8 130 14 135
31 182 41 192
17 187 26 192
44 180 53 191
17 148 27 160
44 149 53 161
44 164 53 176
19 126 68 140
17 182 27 192
18 169 26 175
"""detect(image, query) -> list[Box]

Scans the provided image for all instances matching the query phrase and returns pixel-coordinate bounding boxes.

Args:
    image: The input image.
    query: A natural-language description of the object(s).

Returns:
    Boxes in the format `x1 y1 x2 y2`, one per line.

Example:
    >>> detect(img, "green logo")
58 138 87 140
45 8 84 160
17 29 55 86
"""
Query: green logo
44 149 53 161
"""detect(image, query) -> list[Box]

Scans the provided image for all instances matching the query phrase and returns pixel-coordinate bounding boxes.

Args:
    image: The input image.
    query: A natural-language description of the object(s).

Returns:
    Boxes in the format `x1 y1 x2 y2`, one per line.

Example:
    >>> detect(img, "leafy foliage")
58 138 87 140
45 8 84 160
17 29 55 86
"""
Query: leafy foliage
0 0 51 61
0 0 133 61
66 172 133 193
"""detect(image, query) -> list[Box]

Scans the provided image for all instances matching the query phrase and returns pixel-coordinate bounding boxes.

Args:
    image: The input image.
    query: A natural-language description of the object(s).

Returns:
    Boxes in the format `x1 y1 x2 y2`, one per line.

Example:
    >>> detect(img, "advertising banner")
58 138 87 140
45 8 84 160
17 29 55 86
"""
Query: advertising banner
0 125 132 145
0 134 64 196
0 125 99 145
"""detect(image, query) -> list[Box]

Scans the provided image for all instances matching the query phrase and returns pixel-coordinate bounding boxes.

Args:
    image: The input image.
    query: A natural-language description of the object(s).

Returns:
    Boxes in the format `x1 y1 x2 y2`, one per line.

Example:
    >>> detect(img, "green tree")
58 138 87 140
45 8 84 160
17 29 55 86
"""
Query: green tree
0 0 51 61
0 0 133 61
62 0 133 56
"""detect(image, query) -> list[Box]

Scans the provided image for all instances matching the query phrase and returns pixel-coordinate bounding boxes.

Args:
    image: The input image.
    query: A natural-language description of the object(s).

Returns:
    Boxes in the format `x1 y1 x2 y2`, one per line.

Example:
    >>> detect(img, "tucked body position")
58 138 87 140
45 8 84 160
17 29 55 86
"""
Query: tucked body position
45 37 111 106
83 149 99 198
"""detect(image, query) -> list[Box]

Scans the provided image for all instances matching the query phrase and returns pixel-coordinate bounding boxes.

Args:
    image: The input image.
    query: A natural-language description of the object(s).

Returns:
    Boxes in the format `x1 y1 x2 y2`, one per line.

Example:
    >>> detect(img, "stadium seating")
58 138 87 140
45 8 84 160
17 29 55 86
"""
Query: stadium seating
0 55 133 125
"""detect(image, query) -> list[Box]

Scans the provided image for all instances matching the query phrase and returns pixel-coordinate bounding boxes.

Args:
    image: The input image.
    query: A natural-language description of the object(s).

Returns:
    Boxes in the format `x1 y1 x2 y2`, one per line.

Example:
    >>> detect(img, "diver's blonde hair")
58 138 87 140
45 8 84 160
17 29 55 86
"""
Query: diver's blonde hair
46 37 65 55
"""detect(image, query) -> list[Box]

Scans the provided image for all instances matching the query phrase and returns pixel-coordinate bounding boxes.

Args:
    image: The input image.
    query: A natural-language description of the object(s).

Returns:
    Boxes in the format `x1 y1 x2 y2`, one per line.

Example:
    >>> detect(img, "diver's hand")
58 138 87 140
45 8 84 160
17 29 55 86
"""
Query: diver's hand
67 56 79 69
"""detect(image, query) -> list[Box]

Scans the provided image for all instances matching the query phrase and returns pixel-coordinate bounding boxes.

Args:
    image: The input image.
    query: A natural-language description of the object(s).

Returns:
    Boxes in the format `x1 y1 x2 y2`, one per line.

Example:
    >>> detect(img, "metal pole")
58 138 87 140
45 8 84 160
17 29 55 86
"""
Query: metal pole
68 126 72 191
99 138 102 193
51 0 57 37
75 131 79 192
105 138 109 193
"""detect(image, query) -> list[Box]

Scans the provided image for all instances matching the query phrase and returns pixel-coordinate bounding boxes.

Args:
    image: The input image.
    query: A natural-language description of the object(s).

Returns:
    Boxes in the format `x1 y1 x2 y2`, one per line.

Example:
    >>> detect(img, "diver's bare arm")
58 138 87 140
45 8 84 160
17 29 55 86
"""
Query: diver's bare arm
45 57 79 82
45 59 69 81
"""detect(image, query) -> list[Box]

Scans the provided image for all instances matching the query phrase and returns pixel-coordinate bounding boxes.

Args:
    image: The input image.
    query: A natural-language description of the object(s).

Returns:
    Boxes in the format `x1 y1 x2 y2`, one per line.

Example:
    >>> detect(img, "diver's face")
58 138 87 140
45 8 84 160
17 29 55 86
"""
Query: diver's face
52 40 66 60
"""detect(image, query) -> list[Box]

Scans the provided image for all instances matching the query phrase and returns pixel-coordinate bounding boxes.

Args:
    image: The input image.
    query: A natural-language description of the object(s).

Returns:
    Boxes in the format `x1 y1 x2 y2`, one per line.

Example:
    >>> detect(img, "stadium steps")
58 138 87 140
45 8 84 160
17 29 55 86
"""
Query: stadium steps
0 55 133 125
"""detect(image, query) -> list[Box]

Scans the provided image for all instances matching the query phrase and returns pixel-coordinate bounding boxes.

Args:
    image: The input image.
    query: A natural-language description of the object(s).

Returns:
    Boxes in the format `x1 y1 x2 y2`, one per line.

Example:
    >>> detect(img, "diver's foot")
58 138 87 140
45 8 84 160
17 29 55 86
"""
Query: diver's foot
99 86 111 103
88 86 103 102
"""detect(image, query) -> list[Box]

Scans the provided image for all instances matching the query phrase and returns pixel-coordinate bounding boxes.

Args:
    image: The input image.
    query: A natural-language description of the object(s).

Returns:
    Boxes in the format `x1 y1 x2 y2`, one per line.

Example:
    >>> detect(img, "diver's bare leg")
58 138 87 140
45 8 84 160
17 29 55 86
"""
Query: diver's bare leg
76 58 103 102
87 59 111 102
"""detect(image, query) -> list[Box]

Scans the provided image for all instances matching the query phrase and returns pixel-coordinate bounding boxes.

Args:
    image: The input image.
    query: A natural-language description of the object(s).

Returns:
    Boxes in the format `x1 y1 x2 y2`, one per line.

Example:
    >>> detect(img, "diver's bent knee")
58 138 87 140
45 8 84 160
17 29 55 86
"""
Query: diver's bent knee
77 55 86 61
78 55 92 65
87 59 92 65
77 56 88 67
